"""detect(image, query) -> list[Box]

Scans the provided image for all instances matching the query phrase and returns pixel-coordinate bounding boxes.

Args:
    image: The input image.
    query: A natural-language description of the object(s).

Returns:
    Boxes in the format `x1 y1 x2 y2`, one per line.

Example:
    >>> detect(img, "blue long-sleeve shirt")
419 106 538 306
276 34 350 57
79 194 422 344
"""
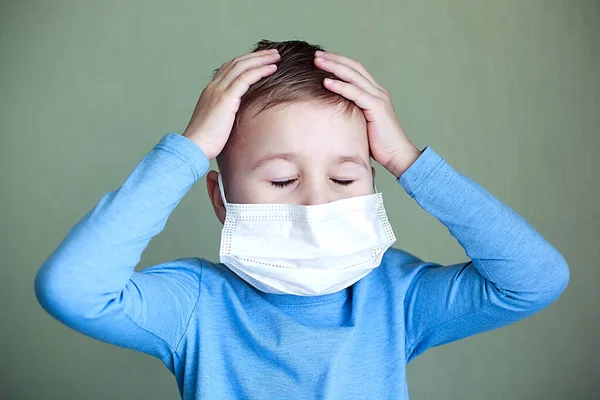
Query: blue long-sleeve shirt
34 133 570 399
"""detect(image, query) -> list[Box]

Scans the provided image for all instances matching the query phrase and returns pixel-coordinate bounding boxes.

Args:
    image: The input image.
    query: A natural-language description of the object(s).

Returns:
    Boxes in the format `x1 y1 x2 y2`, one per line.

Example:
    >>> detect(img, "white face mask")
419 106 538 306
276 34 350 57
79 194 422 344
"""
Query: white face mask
217 173 397 296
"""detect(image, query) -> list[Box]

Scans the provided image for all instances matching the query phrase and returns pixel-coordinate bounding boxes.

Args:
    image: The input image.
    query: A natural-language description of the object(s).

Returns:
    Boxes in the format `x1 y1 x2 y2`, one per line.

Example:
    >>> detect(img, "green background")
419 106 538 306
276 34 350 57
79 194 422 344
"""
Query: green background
1 0 598 398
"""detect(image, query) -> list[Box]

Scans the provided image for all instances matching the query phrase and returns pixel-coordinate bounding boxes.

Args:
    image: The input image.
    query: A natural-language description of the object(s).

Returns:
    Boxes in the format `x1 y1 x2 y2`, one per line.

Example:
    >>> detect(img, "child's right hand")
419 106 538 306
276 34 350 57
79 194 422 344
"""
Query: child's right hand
182 49 281 160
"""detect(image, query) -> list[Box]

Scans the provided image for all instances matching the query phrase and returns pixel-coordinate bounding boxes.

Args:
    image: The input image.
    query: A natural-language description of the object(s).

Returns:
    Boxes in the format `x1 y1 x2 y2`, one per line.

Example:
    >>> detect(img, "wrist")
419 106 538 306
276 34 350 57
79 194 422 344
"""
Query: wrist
387 145 422 178
182 131 214 160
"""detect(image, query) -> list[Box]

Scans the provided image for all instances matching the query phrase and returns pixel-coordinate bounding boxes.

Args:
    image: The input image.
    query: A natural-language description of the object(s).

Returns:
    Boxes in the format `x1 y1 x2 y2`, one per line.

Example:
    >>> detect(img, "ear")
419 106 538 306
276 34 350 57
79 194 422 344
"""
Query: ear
206 170 226 225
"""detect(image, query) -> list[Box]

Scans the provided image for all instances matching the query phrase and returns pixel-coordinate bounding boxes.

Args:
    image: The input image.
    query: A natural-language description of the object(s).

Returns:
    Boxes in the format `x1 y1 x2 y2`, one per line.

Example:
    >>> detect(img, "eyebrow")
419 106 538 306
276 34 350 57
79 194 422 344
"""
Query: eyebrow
250 153 369 171
332 155 370 170
250 153 297 171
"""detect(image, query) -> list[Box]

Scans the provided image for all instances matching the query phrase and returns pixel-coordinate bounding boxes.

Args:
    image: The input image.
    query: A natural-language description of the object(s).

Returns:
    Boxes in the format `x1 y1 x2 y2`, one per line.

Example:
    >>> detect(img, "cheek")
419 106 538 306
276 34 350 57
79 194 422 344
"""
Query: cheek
355 178 376 196
334 176 374 199
232 179 281 204
223 174 251 204
232 183 262 204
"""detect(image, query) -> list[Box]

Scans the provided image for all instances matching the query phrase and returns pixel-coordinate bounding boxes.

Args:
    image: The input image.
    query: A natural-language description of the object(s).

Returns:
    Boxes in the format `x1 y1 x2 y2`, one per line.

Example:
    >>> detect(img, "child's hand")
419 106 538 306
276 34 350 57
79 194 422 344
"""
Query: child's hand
314 51 422 178
182 49 281 160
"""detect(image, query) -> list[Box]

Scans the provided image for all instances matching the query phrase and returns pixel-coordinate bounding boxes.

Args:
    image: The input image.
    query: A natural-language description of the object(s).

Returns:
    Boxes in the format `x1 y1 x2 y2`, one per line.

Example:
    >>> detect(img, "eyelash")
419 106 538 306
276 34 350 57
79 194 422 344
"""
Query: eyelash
332 179 354 186
270 179 355 187
271 180 295 188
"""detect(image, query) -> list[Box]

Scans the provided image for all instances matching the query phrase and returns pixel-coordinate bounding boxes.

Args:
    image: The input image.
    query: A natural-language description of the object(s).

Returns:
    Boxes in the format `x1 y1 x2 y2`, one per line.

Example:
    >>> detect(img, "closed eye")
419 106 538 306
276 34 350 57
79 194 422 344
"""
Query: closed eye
271 179 297 187
331 179 354 186
271 178 355 187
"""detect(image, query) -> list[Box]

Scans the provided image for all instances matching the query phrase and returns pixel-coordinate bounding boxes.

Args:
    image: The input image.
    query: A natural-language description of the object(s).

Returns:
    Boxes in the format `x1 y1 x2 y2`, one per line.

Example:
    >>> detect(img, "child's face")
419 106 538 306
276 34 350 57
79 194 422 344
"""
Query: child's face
207 101 375 222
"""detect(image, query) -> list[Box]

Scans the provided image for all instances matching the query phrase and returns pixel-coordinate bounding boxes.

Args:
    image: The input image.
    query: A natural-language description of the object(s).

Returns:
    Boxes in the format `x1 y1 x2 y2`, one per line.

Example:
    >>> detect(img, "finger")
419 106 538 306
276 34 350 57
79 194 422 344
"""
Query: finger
214 49 279 83
322 78 382 116
225 63 278 99
214 50 279 84
217 51 280 88
314 57 384 98
315 51 387 93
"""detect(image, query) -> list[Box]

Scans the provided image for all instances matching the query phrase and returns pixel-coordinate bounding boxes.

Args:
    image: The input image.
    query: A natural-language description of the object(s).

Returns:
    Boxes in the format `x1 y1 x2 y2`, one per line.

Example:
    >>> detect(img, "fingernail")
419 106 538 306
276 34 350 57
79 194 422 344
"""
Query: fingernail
315 50 325 56
269 49 279 53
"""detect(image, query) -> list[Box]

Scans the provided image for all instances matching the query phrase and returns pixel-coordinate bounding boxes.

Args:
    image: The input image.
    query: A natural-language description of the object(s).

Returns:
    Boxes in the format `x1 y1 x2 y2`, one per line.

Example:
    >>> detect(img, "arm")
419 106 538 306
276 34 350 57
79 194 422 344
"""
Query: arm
397 146 570 363
34 133 209 361
310 50 569 363
34 48 282 362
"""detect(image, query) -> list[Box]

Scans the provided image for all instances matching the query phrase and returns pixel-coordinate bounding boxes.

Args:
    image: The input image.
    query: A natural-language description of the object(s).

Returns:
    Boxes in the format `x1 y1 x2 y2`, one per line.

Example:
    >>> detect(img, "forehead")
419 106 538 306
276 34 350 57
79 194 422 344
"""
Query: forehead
236 101 368 157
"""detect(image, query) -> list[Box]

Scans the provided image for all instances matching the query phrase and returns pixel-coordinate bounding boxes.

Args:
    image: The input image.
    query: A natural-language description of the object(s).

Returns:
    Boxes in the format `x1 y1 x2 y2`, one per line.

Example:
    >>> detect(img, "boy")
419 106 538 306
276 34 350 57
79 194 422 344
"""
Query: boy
35 39 570 399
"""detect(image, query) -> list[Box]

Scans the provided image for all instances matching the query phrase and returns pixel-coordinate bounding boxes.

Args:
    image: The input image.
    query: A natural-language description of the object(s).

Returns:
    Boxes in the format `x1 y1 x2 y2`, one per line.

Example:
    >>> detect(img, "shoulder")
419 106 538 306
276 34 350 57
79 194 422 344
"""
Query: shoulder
138 257 204 280
377 247 444 288
380 247 426 271
139 257 246 294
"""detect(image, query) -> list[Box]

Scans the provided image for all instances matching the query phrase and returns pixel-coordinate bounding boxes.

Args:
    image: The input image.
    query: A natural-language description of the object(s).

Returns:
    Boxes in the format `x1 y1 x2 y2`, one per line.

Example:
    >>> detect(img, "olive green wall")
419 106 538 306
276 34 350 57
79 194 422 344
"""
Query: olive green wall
1 0 598 398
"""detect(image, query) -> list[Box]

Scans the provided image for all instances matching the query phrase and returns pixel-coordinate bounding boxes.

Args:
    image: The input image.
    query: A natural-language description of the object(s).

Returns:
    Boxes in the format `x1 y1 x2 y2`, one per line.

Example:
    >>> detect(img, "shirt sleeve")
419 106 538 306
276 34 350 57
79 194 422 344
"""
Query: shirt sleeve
34 133 210 363
397 146 570 363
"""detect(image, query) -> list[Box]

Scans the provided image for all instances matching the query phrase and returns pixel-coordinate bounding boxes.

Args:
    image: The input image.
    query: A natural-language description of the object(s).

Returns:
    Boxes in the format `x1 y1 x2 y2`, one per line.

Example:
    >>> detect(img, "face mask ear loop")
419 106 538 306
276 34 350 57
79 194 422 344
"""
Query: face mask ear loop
217 173 229 206
373 180 380 194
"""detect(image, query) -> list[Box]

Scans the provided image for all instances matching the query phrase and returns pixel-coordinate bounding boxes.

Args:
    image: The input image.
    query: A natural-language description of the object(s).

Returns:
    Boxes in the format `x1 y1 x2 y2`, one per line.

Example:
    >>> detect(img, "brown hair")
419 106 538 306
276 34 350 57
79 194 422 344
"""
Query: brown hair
215 39 360 174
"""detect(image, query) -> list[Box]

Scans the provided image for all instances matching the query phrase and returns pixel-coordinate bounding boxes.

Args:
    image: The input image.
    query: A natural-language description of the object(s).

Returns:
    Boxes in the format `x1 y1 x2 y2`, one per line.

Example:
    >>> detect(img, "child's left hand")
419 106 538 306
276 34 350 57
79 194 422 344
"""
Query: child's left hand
314 50 422 178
